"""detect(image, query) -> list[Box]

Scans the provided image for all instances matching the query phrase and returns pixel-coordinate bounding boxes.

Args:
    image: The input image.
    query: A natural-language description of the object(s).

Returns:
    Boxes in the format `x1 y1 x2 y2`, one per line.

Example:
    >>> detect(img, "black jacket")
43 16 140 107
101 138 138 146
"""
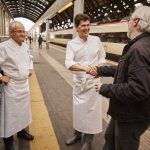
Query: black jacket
97 33 150 121
0 70 4 84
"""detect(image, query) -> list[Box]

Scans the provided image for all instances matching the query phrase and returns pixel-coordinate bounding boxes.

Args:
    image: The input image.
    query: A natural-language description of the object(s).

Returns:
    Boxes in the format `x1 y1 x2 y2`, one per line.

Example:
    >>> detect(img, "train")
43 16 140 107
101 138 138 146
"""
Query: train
44 21 129 62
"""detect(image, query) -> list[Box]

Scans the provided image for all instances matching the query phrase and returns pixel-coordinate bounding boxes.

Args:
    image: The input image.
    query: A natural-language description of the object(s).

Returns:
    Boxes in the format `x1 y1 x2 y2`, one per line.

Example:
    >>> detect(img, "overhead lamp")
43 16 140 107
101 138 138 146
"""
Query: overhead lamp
58 1 73 13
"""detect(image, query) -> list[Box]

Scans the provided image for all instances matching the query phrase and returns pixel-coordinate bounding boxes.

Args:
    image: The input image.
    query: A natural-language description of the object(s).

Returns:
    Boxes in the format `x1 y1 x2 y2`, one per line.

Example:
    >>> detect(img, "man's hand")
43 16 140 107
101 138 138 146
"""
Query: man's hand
86 66 98 76
95 84 102 92
84 66 91 73
0 76 10 84
28 69 33 77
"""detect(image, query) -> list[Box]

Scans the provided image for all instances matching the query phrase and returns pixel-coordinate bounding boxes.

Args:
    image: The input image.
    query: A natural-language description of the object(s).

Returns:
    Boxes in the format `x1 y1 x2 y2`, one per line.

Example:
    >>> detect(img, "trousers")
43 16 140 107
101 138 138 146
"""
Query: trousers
103 118 150 150
74 130 94 144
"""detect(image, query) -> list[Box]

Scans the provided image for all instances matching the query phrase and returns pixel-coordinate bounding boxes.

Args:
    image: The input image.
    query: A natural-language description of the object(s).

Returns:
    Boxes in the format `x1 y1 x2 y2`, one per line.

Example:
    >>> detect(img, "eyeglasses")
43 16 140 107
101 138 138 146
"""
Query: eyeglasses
128 18 142 22
13 30 25 34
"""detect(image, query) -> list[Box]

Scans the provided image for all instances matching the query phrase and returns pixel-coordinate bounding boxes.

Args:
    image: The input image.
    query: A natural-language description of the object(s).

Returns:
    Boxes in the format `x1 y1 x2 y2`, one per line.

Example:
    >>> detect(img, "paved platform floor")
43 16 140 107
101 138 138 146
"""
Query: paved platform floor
32 44 108 150
0 42 150 150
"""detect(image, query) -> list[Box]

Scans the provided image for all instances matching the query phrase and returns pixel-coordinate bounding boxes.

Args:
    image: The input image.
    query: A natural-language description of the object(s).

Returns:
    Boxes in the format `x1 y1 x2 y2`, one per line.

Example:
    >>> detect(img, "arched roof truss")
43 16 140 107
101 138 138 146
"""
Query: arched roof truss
49 0 150 30
2 0 56 22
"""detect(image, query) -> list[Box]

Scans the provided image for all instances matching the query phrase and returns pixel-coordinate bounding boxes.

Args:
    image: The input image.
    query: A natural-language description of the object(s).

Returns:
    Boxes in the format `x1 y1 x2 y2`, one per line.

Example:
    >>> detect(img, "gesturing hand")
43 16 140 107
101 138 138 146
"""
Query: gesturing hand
0 76 10 84
86 66 98 76
28 69 33 77
90 66 98 76
95 84 102 92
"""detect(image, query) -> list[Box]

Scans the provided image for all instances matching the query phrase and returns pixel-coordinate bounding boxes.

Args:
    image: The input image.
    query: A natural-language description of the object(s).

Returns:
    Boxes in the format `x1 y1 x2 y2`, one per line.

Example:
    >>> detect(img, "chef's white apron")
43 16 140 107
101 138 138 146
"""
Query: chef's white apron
73 76 102 134
0 66 32 138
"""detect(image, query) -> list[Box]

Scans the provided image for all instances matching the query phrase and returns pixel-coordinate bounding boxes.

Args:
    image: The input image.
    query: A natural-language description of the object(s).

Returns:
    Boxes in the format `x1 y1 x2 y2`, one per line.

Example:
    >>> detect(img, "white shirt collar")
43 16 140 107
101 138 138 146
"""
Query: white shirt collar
77 35 91 43
10 38 23 46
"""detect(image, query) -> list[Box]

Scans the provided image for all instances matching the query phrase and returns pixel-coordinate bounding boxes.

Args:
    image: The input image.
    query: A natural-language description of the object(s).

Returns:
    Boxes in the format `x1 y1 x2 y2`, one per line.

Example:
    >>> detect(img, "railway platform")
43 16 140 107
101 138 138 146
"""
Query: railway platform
0 42 150 150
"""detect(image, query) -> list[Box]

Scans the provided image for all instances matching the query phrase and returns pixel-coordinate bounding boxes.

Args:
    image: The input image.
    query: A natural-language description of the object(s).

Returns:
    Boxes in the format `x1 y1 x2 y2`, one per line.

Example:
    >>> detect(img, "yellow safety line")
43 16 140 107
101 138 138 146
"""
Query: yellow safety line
29 72 60 150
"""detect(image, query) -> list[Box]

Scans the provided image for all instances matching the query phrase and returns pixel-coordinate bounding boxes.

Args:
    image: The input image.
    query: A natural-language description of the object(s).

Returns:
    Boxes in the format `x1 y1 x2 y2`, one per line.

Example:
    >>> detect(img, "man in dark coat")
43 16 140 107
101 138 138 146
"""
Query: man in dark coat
38 35 43 49
88 5 150 150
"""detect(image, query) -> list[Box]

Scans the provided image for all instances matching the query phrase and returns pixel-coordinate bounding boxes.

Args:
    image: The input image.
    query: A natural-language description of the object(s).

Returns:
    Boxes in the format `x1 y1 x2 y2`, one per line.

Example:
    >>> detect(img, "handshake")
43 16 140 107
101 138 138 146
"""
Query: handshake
85 66 98 77
84 66 101 92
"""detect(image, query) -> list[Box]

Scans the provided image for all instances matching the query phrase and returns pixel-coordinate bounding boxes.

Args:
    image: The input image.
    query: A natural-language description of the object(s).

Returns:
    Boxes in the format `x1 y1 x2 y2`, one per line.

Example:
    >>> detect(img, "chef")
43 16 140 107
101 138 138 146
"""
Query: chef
65 13 106 150
0 21 34 150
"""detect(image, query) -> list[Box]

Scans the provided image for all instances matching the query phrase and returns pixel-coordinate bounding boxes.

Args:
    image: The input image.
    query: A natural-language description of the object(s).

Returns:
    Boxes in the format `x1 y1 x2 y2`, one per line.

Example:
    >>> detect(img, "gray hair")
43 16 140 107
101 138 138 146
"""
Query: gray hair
131 6 150 33
9 21 24 32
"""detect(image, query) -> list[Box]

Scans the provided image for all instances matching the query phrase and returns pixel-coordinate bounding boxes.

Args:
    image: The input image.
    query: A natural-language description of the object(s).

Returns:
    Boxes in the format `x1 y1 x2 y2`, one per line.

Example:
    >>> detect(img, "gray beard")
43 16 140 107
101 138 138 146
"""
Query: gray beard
127 32 130 39
127 27 132 39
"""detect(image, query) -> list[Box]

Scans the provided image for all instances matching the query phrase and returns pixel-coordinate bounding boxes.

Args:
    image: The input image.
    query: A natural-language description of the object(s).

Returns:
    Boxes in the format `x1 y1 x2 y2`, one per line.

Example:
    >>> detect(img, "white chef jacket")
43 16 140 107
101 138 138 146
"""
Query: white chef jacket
65 35 106 134
0 38 33 137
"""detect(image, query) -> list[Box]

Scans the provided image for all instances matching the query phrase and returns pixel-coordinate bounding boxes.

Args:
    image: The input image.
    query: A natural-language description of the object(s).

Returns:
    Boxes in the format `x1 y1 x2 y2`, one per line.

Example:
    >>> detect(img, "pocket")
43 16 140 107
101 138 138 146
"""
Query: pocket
116 58 128 83
18 64 29 79
4 79 29 99
73 81 83 95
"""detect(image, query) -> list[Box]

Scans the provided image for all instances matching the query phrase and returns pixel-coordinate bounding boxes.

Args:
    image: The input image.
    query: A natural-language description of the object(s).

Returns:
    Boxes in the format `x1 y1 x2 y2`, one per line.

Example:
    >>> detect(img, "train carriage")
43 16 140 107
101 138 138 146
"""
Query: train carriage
44 21 129 62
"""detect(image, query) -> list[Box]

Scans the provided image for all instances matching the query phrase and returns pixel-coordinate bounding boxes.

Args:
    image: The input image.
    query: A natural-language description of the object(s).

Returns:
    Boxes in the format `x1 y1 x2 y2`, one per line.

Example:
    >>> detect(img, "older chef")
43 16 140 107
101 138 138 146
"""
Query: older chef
0 21 34 150
65 13 106 150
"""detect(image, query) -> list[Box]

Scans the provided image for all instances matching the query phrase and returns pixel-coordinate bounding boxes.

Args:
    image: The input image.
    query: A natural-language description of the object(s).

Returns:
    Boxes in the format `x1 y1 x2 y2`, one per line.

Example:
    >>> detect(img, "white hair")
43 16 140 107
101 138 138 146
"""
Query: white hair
9 21 24 32
131 6 150 33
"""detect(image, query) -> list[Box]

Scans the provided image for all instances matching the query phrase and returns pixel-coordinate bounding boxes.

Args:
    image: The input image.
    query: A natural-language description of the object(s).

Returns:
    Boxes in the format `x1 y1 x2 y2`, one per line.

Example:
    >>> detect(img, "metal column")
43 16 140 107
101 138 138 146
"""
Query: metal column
73 0 85 38
38 26 41 37
46 19 50 49
74 0 84 17
0 7 2 36
34 28 37 43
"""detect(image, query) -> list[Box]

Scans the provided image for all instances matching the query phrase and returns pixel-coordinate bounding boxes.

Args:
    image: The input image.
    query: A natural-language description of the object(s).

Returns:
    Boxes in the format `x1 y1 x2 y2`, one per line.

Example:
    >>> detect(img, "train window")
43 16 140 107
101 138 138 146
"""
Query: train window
63 34 72 39
55 34 63 38
55 34 72 39
54 32 129 44
89 33 100 37
90 32 128 44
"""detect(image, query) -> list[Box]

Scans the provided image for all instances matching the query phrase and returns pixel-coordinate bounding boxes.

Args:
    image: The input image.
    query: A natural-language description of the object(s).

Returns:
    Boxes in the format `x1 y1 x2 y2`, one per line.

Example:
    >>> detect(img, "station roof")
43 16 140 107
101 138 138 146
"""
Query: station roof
49 0 150 30
2 0 150 31
1 0 56 22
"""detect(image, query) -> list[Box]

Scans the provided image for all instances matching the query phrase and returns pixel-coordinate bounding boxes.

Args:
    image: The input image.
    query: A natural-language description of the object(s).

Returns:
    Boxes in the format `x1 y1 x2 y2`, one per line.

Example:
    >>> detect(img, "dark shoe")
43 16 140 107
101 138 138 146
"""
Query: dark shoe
17 129 34 141
5 146 15 150
3 136 14 150
5 144 15 150
81 143 91 150
66 135 81 145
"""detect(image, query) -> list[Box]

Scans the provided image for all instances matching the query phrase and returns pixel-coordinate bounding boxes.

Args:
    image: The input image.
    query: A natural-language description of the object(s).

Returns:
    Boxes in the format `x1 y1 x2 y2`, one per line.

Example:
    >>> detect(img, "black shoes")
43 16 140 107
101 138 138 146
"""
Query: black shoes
66 135 81 145
81 143 91 150
17 129 34 141
5 146 15 150
3 136 14 150
3 130 34 150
